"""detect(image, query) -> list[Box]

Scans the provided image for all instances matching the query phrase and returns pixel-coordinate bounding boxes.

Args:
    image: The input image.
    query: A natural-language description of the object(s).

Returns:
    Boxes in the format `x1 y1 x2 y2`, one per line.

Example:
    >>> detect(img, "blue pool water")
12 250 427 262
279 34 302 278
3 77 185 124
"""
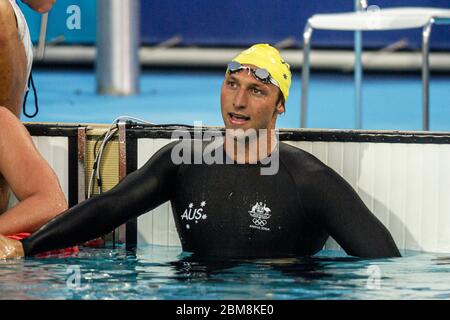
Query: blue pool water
25 69 450 131
1 246 449 300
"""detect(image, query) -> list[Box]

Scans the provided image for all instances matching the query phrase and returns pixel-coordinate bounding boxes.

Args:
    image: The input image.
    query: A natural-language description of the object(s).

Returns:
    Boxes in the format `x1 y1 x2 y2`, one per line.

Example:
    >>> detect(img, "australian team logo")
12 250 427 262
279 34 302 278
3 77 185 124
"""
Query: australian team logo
181 201 207 230
248 202 271 231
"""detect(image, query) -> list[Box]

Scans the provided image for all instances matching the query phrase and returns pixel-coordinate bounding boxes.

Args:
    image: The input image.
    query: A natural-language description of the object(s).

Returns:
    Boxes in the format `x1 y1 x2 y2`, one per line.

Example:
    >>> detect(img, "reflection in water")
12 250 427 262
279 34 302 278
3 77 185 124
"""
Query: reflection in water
0 247 450 300
169 254 336 282
432 256 450 266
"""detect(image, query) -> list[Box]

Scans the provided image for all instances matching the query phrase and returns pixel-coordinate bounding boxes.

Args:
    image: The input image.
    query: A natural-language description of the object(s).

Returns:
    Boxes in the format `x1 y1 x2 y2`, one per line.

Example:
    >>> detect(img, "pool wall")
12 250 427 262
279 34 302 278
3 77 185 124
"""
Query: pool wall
22 124 450 254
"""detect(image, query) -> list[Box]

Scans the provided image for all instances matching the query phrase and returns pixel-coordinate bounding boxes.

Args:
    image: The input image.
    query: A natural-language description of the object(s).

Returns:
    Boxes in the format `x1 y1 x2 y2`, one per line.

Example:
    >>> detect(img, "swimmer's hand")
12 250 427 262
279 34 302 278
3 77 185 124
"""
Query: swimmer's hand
0 234 24 259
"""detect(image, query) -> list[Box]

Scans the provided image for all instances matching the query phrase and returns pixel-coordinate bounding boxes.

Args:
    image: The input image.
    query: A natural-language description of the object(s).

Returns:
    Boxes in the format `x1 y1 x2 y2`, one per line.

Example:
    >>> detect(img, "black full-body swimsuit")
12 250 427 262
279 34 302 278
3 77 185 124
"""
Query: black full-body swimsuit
22 141 400 258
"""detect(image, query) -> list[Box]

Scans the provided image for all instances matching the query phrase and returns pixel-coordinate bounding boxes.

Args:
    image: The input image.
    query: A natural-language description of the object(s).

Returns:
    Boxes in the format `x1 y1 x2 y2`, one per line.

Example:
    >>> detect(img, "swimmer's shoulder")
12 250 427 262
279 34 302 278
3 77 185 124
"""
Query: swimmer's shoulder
279 141 349 198
279 141 331 174
279 142 346 216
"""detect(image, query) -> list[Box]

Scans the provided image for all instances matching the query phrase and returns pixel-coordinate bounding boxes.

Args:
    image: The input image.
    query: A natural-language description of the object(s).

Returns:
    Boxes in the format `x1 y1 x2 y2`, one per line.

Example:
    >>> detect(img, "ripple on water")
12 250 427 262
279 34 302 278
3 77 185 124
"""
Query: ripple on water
1 247 450 299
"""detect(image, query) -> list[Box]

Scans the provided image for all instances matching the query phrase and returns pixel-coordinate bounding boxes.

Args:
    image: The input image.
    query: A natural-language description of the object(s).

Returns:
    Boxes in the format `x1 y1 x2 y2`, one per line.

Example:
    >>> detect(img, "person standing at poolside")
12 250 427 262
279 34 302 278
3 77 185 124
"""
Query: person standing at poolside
0 0 55 118
0 0 57 236
0 44 401 259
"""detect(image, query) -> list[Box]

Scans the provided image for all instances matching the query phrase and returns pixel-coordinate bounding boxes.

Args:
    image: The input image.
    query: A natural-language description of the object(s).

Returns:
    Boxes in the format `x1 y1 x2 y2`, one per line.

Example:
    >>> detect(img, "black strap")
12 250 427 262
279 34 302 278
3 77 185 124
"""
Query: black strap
22 72 39 118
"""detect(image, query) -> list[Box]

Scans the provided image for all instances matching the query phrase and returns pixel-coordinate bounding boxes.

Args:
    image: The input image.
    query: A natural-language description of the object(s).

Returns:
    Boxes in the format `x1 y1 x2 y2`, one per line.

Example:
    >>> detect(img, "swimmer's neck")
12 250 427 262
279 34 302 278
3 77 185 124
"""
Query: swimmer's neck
224 129 278 164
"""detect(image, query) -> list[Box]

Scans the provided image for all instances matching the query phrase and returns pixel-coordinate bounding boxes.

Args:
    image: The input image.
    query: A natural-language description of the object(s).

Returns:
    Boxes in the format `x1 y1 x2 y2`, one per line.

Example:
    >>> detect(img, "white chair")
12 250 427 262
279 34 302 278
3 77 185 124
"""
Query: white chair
300 3 450 130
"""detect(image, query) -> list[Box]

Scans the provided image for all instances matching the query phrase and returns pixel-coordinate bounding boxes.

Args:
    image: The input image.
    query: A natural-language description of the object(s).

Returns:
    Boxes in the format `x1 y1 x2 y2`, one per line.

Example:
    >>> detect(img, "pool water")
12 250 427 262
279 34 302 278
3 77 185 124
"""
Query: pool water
1 245 449 300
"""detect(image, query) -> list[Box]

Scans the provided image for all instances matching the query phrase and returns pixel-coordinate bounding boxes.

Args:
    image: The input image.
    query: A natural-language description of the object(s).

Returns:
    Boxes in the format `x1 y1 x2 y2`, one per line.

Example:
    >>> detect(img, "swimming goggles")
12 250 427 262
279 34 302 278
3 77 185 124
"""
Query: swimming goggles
227 61 279 88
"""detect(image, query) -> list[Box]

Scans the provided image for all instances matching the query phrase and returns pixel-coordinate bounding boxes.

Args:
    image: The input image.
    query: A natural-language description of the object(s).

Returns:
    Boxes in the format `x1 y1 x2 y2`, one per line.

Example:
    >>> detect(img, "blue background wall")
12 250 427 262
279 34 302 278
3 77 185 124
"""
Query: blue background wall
18 0 95 44
19 0 450 50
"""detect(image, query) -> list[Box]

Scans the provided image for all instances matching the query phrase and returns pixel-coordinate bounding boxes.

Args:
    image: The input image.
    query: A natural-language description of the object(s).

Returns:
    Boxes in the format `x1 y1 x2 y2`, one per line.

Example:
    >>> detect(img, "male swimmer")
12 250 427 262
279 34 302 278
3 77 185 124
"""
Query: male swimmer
0 44 401 259
0 1 64 238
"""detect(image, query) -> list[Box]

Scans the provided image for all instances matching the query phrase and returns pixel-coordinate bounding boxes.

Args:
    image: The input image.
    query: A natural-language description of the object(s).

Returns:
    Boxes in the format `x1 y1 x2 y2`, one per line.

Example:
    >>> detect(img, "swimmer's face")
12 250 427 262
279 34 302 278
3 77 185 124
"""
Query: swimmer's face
220 64 285 132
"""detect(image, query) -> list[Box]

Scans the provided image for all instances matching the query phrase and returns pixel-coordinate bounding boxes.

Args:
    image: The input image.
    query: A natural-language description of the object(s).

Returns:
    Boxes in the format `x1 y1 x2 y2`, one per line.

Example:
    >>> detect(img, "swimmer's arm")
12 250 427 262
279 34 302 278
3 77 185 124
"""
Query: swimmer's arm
315 167 401 258
0 107 67 235
19 141 179 257
21 0 56 14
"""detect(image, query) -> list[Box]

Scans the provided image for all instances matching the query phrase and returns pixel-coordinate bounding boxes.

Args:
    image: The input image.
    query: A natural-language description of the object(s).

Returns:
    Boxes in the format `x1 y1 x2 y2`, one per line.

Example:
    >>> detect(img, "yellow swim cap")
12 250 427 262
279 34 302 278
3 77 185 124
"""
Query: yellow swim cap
232 43 291 102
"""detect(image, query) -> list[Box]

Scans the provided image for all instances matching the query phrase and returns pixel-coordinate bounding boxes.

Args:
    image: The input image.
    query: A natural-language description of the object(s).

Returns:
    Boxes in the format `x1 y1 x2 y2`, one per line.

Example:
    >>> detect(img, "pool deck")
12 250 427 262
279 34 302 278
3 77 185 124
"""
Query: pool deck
23 69 450 132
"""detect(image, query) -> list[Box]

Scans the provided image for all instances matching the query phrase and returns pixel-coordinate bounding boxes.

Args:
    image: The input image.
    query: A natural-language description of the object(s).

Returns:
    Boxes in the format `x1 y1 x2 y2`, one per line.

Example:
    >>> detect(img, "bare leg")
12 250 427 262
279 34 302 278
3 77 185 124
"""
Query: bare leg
0 0 29 216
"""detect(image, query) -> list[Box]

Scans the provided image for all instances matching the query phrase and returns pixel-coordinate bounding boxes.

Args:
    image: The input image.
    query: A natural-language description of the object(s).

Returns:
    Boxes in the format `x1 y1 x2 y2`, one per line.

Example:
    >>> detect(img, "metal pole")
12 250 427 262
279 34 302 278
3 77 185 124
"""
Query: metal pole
422 20 433 131
300 23 313 128
354 31 362 129
354 0 364 129
96 0 140 95
36 13 48 60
